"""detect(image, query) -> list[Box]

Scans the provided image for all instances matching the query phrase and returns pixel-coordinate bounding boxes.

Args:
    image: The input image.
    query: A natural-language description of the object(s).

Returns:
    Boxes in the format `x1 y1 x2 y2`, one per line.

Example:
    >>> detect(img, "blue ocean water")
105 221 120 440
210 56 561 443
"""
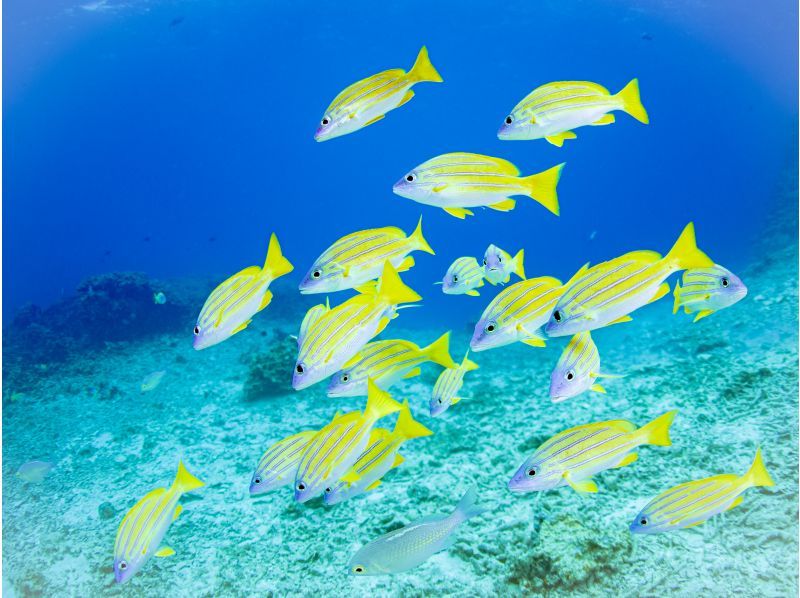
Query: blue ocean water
3 0 798 596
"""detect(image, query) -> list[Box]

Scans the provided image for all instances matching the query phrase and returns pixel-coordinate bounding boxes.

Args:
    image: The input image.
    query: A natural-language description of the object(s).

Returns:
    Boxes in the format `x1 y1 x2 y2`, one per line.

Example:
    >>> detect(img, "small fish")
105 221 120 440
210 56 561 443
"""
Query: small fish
153 292 167 305
393 152 564 219
549 332 621 402
113 461 204 584
293 262 422 390
497 79 649 146
673 264 747 322
545 223 713 337
438 257 485 296
140 370 166 392
470 269 588 352
327 332 456 397
631 448 774 534
315 46 442 142
508 411 676 494
299 217 434 294
348 485 484 575
430 351 478 417
194 234 294 350
249 430 318 496
324 400 432 505
483 244 525 285
16 461 53 483
294 381 401 502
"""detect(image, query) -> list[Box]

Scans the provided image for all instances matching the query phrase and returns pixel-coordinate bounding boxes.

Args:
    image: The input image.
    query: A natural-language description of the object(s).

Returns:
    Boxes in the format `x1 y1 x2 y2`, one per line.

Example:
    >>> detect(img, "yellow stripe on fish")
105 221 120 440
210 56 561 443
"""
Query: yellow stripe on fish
315 47 443 142
249 430 318 496
294 380 402 502
508 411 677 494
549 332 622 402
545 223 714 337
300 217 434 294
631 448 774 534
327 332 456 397
393 152 564 219
498 79 649 146
430 351 478 417
193 233 293 350
673 264 748 322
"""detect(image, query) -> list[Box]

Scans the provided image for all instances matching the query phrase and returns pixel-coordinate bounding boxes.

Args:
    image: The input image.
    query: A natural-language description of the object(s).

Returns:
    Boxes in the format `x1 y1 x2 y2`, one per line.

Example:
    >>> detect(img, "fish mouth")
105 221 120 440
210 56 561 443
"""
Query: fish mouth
507 481 529 493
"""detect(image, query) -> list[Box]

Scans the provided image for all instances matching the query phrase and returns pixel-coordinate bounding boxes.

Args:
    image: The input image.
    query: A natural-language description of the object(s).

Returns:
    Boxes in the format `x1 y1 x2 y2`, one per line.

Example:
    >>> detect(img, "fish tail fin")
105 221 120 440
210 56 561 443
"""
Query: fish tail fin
263 233 294 279
377 261 422 305
460 350 479 372
408 46 443 83
615 78 649 124
422 331 457 368
452 484 486 523
665 223 714 270
520 163 564 216
173 461 204 493
393 399 433 440
513 249 526 279
672 280 682 314
636 410 677 447
743 447 775 488
410 215 435 255
364 379 403 420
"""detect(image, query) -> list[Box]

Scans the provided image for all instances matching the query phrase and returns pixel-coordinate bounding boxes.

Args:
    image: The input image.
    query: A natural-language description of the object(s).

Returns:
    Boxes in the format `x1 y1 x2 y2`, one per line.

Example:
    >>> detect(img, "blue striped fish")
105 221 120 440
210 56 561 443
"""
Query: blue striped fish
471 268 588 352
249 430 318 496
193 234 293 350
430 351 478 417
113 461 204 584
315 46 442 142
508 411 676 494
631 448 774 534
294 380 402 503
438 257 486 296
483 244 525 285
545 223 714 337
324 400 432 505
393 152 564 219
293 261 422 390
673 264 747 322
498 79 649 146
549 332 622 402
327 332 456 397
299 217 434 294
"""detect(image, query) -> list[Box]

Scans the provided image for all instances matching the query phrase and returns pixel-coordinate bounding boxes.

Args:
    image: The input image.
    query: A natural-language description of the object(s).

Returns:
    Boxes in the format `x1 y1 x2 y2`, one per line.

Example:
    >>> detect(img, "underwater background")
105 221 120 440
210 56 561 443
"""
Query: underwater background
3 0 798 596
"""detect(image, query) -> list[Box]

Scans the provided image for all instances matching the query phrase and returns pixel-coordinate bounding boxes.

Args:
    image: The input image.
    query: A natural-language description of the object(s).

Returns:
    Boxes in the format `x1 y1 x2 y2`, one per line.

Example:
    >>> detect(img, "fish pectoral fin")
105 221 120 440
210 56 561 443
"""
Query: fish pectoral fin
545 131 577 147
683 520 705 529
564 473 598 494
396 256 415 273
365 480 382 491
172 505 183 521
392 453 405 467
607 315 633 326
451 396 462 404
725 496 744 511
521 338 546 348
614 452 638 468
258 290 274 312
231 319 252 335
155 546 176 558
443 207 473 219
396 89 415 108
591 114 615 126
341 471 360 484
648 282 671 304
488 199 516 212
432 183 448 193
465 289 480 296
402 367 422 379
590 383 606 394
362 114 385 128
693 310 714 323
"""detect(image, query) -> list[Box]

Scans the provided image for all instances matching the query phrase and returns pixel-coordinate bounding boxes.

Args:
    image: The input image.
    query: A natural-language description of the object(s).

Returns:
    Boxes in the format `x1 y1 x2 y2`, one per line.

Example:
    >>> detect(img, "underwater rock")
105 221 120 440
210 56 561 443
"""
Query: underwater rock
241 336 297 400
97 502 116 520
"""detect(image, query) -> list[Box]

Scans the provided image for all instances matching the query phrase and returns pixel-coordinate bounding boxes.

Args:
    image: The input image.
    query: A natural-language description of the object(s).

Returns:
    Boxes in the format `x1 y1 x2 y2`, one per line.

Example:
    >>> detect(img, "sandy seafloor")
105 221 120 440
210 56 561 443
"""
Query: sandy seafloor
3 217 798 597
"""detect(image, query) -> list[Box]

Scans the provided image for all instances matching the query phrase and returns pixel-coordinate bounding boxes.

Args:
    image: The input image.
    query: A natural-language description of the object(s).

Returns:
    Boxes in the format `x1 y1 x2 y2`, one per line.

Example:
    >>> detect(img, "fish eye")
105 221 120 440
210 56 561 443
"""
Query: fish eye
321 117 330 126
721 277 729 287
485 322 496 333
353 565 365 574
405 173 416 182
553 310 562 322
342 374 349 382
119 561 127 570
498 256 502 263
566 370 574 381
193 326 200 335
526 467 537 477
297 483 306 491
312 270 321 279
453 275 458 283
483 258 487 265
254 477 261 484
437 398 442 403
640 517 648 526
325 487 332 493
505 115 513 124
296 364 304 374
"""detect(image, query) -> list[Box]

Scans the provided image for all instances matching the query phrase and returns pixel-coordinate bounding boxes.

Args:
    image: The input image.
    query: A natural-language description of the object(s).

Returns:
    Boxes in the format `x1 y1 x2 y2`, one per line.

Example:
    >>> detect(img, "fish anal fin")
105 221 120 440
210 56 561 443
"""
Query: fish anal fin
231 319 252 335
396 256 415 273
258 290 274 312
403 367 422 379
693 310 714 323
591 114 615 126
172 505 183 521
465 289 480 297
725 496 744 511
362 114 385 128
392 453 405 467
443 207 473 219
155 546 175 558
614 452 638 468
545 131 576 147
608 315 633 326
365 480 382 491
396 90 415 108
374 316 390 337
647 282 670 304
488 199 516 212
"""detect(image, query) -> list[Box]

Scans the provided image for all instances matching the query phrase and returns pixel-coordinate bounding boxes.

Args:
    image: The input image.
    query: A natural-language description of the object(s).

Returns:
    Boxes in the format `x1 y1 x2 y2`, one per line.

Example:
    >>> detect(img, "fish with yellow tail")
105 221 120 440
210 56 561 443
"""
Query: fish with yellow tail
299 217 434 294
430 351 478 417
294 380 402 502
348 485 485 575
545 222 714 337
483 244 525 285
315 46 443 142
508 411 677 494
293 261 422 390
249 430 318 496
631 448 774 534
324 400 432 505
498 79 649 146
673 264 747 322
471 267 590 352
549 332 622 402
393 152 564 219
113 461 204 584
193 233 293 350
327 332 456 397
439 257 486 296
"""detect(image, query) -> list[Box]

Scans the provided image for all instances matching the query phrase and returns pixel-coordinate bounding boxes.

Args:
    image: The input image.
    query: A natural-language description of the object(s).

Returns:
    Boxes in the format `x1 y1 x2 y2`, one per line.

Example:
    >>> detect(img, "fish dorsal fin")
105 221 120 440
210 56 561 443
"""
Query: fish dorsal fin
298 303 328 345
442 152 520 175
614 250 662 264
561 263 590 289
